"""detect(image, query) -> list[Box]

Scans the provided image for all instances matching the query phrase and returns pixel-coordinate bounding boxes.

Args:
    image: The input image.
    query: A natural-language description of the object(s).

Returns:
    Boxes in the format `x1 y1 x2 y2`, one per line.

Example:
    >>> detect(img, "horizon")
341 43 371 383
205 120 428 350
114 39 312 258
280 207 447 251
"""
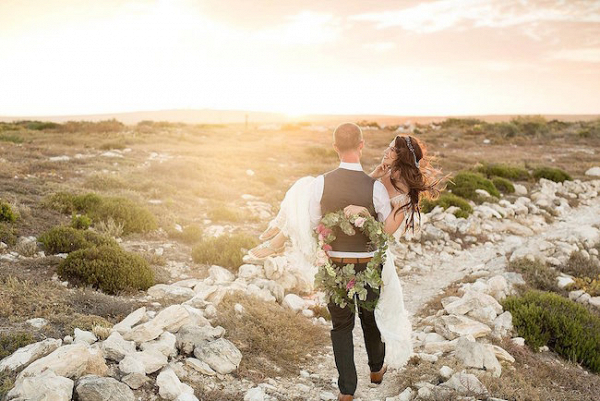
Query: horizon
1 0 599 116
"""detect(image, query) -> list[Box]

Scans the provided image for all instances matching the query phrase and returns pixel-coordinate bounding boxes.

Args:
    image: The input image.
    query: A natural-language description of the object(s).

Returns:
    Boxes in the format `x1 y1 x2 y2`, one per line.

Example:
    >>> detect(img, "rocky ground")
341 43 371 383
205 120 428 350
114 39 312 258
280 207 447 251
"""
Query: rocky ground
2 171 600 400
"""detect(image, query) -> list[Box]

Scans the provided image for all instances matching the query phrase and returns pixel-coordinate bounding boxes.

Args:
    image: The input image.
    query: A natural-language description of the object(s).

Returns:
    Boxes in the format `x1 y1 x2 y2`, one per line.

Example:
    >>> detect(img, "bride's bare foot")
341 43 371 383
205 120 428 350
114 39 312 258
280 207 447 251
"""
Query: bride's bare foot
248 232 286 259
259 225 280 241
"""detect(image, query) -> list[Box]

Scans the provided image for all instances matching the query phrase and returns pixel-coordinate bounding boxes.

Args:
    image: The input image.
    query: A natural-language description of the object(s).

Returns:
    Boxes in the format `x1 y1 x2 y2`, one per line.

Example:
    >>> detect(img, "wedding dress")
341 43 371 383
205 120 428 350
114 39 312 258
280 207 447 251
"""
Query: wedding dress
270 177 413 369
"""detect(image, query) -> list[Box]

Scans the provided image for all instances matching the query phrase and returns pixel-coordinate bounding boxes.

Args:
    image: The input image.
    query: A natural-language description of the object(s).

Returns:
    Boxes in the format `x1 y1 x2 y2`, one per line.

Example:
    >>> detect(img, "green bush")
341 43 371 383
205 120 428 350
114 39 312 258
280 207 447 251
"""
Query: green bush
208 205 243 223
510 116 549 136
45 193 157 235
476 163 530 181
191 233 259 271
491 177 515 194
0 133 24 144
0 223 18 246
39 226 117 254
71 214 92 230
502 290 600 373
508 257 561 293
447 172 500 203
58 245 154 294
421 193 473 218
533 167 572 183
0 200 17 223
169 225 203 244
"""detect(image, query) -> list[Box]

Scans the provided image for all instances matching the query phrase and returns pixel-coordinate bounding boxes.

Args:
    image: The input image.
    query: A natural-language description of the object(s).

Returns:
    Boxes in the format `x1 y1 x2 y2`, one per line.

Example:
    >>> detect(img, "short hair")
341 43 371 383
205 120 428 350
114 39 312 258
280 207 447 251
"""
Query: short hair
333 123 363 152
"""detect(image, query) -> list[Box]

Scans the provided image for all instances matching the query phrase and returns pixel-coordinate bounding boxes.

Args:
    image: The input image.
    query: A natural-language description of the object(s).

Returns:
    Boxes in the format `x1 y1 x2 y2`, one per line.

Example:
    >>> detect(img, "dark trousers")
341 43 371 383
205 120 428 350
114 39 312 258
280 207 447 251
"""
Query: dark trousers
327 262 385 396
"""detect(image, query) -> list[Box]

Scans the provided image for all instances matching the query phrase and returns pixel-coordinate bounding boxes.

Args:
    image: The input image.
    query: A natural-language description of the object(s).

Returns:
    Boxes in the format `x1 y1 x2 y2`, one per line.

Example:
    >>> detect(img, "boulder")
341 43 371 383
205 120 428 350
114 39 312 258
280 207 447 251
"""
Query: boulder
74 375 135 401
246 284 277 303
443 290 503 316
485 344 515 363
140 331 177 358
283 294 305 312
434 315 492 340
238 264 264 280
148 284 196 303
492 311 513 338
74 328 97 345
0 338 62 373
123 305 191 344
7 370 74 401
101 332 135 362
136 349 168 374
156 367 195 400
208 265 236 283
185 357 216 376
244 386 267 401
264 256 287 280
112 307 147 334
17 343 108 383
585 167 600 177
441 371 487 395
455 337 502 377
176 325 225 354
439 365 454 380
193 338 242 374
251 279 284 303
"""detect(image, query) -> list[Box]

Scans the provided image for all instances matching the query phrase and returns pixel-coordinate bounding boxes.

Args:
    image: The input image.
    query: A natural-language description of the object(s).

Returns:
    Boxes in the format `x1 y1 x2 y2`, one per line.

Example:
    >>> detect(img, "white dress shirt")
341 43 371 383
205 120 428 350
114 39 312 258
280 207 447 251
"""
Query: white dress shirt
308 162 392 257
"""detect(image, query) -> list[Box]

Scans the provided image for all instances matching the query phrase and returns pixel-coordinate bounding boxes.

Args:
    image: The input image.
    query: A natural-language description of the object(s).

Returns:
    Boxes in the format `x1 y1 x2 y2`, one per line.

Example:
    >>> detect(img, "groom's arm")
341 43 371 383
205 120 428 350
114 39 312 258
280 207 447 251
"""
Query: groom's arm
308 175 325 230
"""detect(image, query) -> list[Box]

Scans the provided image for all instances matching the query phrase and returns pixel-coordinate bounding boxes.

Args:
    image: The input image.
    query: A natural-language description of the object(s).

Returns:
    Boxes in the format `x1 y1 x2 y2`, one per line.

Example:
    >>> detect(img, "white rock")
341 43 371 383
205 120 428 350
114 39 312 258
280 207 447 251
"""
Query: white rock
140 331 178 358
439 366 454 380
441 371 487 395
148 284 195 303
434 315 492 340
244 386 266 401
568 290 586 301
238 264 264 280
511 337 526 346
209 265 236 283
557 274 575 289
123 305 191 344
264 256 287 280
74 375 135 401
74 328 97 345
185 357 216 376
589 297 600 308
0 338 62 373
492 311 513 338
585 167 600 177
101 332 136 362
283 294 305 312
397 387 415 401
25 318 48 329
17 343 108 383
176 325 225 354
113 307 147 334
136 349 168 374
7 370 74 400
485 344 515 363
455 337 502 377
513 184 527 195
415 352 438 363
193 338 242 374
156 367 195 400
175 394 199 401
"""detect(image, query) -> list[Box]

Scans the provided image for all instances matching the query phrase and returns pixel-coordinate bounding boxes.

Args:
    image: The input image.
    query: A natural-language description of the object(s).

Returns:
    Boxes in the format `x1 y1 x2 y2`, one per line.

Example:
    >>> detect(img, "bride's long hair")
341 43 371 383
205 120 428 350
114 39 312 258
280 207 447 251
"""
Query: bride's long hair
389 135 445 233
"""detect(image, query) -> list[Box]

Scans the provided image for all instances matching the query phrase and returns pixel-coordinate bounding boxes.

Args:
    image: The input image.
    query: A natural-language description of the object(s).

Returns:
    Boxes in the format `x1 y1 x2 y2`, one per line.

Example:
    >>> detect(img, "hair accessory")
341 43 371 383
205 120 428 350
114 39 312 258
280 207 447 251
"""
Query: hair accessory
404 136 420 168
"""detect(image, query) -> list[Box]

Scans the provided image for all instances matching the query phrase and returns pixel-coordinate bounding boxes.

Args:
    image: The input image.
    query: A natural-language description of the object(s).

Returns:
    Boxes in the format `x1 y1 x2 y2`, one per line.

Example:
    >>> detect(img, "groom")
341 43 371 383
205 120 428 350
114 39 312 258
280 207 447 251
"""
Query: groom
308 123 392 400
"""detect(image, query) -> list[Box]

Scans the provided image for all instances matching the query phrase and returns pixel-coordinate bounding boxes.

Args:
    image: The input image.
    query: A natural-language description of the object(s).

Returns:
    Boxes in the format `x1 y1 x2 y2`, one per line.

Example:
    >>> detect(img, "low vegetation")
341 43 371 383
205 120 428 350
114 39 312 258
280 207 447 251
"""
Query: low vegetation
168 225 203 244
447 171 500 203
0 223 18 246
532 167 572 183
507 258 562 293
58 245 154 294
476 163 530 181
420 193 473 218
38 226 117 254
71 214 92 230
0 331 35 360
191 233 258 271
502 290 600 373
491 177 515 194
0 200 17 223
558 251 600 279
215 293 329 380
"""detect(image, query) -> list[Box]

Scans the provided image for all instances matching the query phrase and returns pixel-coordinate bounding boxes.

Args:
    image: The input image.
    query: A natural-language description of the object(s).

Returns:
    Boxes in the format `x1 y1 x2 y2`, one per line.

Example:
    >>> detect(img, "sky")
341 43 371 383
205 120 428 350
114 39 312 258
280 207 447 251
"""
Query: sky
0 0 599 117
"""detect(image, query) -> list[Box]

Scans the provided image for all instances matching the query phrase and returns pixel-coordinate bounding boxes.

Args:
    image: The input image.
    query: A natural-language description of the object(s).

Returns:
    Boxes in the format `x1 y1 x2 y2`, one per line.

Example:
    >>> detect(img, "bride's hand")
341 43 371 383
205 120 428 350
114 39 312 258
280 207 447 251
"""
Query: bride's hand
344 205 370 218
370 163 389 179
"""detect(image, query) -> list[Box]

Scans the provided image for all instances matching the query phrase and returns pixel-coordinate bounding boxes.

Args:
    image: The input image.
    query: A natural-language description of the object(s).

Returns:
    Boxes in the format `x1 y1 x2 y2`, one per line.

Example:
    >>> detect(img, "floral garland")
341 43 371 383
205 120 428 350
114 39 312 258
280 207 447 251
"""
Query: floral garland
314 210 393 311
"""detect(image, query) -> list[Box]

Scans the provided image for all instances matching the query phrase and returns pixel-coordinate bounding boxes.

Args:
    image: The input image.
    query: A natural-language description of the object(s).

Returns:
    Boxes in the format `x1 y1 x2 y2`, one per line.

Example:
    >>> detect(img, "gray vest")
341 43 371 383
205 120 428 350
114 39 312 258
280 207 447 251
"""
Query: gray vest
321 168 376 252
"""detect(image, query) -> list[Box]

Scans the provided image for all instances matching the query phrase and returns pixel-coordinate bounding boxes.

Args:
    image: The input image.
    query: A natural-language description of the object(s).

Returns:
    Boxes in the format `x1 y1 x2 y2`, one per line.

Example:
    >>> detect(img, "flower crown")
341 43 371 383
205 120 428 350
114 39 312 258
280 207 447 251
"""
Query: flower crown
403 136 420 168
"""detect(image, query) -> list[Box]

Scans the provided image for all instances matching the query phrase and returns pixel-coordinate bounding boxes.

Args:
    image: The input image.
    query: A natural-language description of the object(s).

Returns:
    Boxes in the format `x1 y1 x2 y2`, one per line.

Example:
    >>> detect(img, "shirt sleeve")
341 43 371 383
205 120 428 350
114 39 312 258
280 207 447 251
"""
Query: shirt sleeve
309 175 324 229
373 181 391 222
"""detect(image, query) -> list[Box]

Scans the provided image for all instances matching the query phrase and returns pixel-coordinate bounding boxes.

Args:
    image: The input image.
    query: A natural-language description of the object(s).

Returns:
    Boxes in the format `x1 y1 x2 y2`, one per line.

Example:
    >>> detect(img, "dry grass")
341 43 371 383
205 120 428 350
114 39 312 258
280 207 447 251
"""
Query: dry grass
215 293 329 381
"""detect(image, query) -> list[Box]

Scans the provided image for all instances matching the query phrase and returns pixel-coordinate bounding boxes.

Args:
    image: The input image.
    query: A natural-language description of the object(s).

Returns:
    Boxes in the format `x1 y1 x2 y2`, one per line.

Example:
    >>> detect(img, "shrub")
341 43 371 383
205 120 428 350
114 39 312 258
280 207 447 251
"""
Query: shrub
447 172 500 203
502 290 600 373
38 226 117 254
94 218 124 238
559 251 600 279
421 193 473 218
476 164 530 181
191 233 259 271
71 214 92 230
169 225 203 244
0 200 17 223
510 116 549 136
58 245 154 294
305 146 337 160
568 275 600 296
533 167 572 183
44 193 157 235
508 258 561 293
491 177 515 194
0 223 18 246
83 174 126 190
0 133 24 144
440 118 483 129
208 205 243 223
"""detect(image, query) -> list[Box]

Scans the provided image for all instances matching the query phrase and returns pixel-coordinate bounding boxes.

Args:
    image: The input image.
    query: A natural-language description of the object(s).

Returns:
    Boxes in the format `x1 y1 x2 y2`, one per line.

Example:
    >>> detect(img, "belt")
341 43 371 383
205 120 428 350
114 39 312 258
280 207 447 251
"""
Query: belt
330 257 373 264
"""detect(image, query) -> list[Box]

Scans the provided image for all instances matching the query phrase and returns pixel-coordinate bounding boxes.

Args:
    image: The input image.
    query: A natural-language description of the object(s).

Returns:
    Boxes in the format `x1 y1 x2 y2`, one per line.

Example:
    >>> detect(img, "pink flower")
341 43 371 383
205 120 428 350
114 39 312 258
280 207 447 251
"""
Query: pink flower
316 224 325 234
354 217 366 228
321 227 333 237
322 244 333 252
346 278 356 290
318 233 324 241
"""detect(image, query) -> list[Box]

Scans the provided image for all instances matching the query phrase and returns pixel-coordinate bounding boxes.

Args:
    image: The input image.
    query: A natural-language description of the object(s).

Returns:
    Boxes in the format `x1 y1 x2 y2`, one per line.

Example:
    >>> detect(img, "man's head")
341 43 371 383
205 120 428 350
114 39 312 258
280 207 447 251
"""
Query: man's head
332 123 364 160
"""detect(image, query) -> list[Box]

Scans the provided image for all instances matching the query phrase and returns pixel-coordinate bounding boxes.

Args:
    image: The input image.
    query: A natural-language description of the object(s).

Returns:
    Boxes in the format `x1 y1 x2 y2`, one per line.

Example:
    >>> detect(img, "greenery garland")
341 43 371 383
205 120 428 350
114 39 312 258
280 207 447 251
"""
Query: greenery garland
314 210 393 311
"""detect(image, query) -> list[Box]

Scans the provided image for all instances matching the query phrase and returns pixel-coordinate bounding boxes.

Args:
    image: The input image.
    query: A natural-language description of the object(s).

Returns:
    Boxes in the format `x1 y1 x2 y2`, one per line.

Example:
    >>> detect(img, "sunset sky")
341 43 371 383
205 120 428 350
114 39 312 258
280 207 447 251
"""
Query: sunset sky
1 0 599 117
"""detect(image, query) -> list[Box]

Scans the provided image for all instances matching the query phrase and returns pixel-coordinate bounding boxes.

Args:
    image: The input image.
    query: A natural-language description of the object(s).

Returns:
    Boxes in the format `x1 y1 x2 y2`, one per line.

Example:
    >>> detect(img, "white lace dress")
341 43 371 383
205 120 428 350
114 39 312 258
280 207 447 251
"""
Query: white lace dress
270 177 413 369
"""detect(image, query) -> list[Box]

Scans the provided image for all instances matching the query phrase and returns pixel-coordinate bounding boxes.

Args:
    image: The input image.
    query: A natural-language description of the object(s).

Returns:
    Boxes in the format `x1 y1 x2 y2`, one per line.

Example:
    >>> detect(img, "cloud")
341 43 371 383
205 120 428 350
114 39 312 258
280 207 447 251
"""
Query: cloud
349 0 600 33
363 42 397 52
548 48 600 63
252 11 342 46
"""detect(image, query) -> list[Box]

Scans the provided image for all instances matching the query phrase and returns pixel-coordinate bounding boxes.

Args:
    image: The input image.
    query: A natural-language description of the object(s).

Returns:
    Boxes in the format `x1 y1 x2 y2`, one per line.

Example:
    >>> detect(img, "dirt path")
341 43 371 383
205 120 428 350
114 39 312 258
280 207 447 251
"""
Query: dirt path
301 195 600 400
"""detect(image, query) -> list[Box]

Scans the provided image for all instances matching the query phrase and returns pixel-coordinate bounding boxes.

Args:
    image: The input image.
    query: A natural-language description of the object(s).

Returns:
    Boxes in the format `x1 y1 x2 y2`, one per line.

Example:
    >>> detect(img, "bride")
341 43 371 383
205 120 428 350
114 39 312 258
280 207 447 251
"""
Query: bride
245 133 442 369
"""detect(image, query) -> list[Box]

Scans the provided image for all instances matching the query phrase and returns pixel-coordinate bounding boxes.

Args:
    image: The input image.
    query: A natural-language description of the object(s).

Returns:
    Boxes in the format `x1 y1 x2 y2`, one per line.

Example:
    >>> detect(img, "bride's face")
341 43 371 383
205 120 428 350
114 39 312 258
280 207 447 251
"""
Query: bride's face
382 139 398 167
